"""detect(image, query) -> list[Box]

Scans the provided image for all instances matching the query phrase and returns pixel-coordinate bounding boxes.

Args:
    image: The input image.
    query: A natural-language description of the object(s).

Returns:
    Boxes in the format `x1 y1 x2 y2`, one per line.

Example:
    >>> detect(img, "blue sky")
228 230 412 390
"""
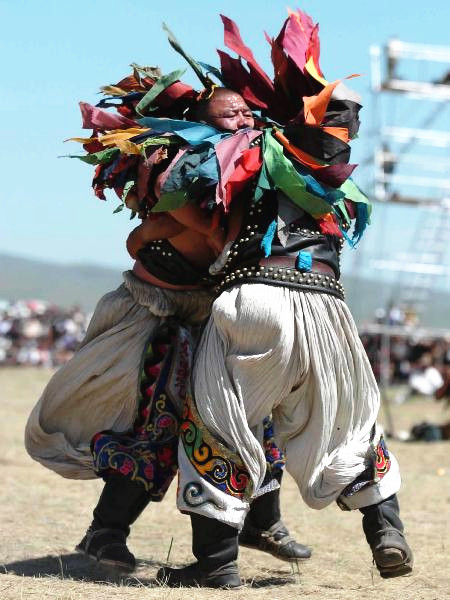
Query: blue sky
1 0 449 291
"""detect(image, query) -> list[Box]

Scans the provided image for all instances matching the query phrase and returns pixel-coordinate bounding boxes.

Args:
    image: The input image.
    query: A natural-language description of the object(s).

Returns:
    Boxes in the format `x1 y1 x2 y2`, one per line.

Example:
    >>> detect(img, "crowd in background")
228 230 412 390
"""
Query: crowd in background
0 299 90 367
3 297 447 444
359 303 450 401
1 298 450 402
360 330 450 398
358 304 450 441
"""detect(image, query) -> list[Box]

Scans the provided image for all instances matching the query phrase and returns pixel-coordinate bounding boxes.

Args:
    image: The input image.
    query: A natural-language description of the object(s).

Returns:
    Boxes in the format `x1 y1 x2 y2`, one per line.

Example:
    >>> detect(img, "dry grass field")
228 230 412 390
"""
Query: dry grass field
1 368 449 600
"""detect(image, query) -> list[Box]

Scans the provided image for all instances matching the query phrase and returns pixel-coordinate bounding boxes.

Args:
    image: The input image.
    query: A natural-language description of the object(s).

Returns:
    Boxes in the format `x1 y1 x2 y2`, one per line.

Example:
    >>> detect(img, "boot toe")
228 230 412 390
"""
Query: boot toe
95 542 136 571
372 529 413 578
76 528 136 572
157 562 241 588
277 540 312 561
156 564 200 588
239 520 311 562
378 559 413 579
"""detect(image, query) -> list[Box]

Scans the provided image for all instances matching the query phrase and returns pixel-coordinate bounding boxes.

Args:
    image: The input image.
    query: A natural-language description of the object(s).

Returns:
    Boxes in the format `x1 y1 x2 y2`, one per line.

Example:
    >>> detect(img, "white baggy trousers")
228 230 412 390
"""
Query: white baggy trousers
187 284 400 525
25 271 212 479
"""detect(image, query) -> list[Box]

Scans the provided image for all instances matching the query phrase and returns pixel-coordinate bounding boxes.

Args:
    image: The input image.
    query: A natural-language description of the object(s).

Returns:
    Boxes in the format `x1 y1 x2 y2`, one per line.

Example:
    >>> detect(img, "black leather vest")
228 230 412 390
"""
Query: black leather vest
137 240 213 287
217 191 345 300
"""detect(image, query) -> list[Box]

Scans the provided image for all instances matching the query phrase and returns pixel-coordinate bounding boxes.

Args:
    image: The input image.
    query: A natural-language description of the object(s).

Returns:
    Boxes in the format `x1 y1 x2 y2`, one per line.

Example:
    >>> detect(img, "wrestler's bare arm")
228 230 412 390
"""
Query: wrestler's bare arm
126 214 185 259
168 204 225 255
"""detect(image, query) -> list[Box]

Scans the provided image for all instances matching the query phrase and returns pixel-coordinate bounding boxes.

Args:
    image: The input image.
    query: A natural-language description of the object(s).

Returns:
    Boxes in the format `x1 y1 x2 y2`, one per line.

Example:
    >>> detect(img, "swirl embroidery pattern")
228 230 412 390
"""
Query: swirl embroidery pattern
374 436 391 480
340 436 392 498
180 397 250 499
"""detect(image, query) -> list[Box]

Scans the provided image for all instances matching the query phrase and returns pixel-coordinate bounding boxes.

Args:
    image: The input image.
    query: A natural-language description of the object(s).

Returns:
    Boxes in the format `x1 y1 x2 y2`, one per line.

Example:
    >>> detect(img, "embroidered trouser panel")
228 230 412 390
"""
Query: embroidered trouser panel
92 319 285 503
91 321 186 499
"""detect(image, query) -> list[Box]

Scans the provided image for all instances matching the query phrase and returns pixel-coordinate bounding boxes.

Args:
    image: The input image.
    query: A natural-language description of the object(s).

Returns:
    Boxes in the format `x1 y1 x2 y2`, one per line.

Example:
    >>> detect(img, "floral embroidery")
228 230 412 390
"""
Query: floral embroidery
91 322 180 499
262 416 286 473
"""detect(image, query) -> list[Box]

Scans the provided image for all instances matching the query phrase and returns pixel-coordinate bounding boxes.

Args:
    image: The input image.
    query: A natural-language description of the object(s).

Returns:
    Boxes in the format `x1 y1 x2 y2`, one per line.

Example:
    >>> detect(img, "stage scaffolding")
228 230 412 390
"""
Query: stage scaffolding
366 40 450 436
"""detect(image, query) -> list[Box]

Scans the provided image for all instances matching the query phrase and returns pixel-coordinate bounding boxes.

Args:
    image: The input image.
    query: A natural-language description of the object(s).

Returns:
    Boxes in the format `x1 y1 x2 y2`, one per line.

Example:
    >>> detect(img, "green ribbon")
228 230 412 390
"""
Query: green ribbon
152 190 188 212
262 130 333 217
135 69 186 116
121 179 135 202
67 147 118 165
139 135 181 151
163 23 212 88
339 178 372 213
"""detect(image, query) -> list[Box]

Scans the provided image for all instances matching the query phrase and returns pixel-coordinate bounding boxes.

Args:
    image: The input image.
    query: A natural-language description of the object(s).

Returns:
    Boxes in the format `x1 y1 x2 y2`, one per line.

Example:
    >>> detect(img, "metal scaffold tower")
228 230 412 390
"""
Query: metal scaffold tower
370 39 450 322
366 40 450 436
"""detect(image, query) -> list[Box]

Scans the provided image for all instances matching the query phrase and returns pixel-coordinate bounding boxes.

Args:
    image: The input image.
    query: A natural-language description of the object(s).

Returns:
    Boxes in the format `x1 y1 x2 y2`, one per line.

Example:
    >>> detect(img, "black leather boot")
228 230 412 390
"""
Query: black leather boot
156 513 241 588
239 470 312 561
360 494 413 578
76 473 151 571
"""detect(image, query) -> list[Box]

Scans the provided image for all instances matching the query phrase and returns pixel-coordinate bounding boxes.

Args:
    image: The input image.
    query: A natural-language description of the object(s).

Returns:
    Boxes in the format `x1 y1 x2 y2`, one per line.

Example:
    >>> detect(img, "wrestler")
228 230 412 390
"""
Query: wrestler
156 93 413 588
25 209 216 569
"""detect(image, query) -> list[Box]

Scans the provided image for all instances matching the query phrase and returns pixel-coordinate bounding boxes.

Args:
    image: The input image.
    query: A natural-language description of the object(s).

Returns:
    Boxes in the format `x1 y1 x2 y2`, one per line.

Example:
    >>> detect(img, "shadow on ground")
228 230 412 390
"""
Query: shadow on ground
246 575 297 587
1 553 161 586
1 554 296 589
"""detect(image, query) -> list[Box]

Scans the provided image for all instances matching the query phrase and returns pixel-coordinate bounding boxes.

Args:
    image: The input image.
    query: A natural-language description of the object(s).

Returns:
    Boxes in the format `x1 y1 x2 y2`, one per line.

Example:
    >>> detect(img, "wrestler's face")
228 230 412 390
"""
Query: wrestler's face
203 92 254 131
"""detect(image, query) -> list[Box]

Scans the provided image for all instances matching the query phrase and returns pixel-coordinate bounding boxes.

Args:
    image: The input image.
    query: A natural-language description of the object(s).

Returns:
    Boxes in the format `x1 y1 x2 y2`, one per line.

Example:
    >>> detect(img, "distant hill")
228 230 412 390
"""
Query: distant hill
0 253 123 311
1 253 449 326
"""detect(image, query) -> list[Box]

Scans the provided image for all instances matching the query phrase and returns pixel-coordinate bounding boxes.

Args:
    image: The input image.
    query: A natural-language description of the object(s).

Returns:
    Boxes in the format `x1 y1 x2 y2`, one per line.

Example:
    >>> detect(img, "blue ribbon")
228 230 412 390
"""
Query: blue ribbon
261 220 277 258
296 251 312 272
